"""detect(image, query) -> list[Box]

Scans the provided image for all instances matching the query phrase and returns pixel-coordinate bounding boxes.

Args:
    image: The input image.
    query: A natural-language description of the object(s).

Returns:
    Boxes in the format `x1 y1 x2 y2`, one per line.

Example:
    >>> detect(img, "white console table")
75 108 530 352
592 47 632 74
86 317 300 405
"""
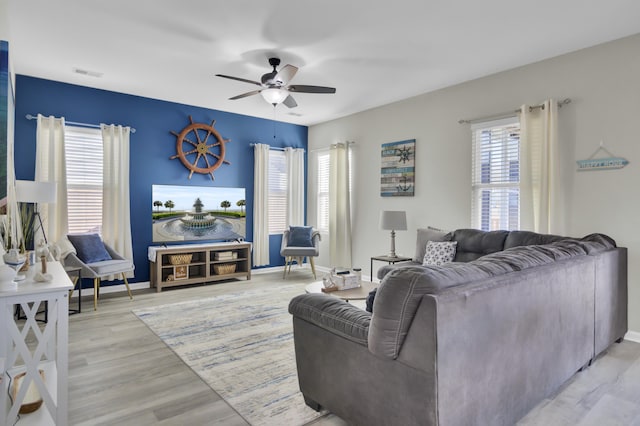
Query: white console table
0 262 73 425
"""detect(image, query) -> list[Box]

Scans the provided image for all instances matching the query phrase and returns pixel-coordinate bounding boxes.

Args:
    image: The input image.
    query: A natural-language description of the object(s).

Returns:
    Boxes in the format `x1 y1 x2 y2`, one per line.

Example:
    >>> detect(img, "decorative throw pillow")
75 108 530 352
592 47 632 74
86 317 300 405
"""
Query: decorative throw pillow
287 226 314 247
67 234 112 264
423 241 457 266
414 226 452 262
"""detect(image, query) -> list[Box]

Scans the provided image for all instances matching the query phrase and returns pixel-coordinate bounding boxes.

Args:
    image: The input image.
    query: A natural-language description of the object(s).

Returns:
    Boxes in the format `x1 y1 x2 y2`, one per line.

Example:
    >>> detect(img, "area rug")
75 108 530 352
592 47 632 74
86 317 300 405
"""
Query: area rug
133 284 326 426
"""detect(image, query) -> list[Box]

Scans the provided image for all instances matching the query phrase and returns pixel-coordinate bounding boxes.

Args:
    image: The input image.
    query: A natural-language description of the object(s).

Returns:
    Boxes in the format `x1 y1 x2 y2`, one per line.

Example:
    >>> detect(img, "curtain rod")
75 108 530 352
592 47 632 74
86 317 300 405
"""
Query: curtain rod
458 98 572 125
249 143 305 152
309 141 355 153
25 113 137 133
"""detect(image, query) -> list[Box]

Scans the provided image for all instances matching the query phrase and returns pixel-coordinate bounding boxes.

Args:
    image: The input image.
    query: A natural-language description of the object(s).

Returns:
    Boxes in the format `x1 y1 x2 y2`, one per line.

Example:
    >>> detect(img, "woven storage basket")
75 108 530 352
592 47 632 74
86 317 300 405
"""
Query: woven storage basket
169 253 193 265
214 263 236 274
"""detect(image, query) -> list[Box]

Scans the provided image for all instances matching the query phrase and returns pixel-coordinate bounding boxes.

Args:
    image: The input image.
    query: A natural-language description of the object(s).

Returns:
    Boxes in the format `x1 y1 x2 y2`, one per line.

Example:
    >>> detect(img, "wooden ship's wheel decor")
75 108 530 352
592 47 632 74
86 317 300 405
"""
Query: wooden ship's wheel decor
170 115 231 180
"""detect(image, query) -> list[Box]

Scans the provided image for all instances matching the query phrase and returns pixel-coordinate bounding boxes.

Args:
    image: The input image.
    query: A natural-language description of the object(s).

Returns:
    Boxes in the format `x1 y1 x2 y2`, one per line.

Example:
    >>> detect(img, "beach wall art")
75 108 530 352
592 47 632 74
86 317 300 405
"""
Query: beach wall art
381 139 415 197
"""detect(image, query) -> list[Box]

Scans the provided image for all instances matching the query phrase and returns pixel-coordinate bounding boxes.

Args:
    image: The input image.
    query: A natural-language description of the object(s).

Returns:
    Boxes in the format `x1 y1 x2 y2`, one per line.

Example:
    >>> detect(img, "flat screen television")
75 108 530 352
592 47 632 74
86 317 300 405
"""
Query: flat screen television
152 184 246 243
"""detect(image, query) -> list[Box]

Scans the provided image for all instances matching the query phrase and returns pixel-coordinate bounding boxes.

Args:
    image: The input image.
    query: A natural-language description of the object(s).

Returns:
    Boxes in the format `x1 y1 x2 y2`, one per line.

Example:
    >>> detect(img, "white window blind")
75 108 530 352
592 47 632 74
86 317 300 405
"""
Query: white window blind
65 126 104 235
316 148 353 234
471 117 520 231
268 150 287 234
317 152 330 233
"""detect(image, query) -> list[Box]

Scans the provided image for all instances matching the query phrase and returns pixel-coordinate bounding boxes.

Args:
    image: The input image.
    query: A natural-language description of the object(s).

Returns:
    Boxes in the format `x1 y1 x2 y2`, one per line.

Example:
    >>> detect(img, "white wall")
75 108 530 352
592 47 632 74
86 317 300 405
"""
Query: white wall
0 0 9 41
308 33 640 332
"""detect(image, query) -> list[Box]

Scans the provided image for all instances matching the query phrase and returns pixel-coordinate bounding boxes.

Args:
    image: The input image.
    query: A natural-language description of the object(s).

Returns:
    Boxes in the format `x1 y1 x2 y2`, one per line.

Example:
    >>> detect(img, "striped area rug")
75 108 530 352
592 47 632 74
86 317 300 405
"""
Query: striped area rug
133 284 327 426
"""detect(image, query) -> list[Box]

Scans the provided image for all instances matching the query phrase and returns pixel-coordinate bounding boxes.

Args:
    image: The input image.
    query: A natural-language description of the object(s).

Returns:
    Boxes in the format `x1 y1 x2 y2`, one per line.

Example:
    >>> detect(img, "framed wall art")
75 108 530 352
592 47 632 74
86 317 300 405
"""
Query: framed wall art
381 139 415 197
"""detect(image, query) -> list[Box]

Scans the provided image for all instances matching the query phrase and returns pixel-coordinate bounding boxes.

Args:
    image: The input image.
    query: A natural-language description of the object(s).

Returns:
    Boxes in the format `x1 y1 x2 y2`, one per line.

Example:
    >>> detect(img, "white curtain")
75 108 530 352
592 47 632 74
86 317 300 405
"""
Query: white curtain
520 99 564 234
4 110 20 253
329 143 352 267
101 124 134 279
285 147 305 226
35 114 68 246
253 143 270 266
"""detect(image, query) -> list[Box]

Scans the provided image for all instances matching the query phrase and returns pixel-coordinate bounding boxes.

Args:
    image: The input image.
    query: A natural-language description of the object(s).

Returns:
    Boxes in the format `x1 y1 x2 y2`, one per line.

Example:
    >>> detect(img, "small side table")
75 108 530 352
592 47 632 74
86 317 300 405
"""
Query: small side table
65 265 83 314
370 255 413 281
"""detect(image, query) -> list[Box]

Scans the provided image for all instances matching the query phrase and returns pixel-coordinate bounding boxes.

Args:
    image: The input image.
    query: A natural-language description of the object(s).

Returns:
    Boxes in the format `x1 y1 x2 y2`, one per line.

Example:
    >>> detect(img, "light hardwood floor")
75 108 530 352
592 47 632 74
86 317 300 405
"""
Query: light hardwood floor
55 271 640 425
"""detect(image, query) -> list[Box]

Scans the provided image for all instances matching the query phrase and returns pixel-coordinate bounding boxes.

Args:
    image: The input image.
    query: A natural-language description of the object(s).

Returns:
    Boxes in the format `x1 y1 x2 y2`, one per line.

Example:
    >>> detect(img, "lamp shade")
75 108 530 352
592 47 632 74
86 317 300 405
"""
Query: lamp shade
261 88 289 105
379 210 407 231
16 180 57 204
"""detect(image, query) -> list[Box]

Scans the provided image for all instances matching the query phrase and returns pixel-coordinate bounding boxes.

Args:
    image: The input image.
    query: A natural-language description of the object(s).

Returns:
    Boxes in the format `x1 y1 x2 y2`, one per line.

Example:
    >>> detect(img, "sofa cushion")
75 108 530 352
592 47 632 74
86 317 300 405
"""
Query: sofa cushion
578 233 617 254
473 243 573 274
413 227 452 263
423 241 457 266
85 259 133 276
452 229 509 262
503 230 567 249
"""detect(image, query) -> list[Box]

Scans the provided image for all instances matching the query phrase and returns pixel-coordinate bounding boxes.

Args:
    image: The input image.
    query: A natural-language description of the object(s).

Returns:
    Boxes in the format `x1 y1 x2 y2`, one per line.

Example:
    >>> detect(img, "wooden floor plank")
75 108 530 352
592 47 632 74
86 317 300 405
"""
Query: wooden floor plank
577 394 640 426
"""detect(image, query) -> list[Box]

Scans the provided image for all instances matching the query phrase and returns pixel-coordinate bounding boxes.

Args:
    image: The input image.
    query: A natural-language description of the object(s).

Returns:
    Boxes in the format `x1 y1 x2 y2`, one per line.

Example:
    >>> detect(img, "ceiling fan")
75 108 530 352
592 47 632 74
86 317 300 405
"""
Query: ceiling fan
216 58 336 108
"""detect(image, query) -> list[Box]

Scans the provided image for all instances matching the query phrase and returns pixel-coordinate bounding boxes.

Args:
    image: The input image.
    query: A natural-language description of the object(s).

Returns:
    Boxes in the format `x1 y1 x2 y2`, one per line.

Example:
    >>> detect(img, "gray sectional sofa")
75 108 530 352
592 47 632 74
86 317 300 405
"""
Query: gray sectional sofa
288 228 627 426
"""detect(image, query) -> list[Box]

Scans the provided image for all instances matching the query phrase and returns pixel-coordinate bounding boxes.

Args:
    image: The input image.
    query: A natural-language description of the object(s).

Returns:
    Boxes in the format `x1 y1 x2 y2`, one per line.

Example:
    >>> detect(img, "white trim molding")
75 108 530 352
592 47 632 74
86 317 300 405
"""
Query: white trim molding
625 330 640 343
70 281 150 298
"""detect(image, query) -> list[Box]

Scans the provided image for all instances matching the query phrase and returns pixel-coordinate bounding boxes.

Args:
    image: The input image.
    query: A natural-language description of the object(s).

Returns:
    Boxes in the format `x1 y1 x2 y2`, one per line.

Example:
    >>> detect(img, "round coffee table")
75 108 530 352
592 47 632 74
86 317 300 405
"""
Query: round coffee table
305 280 377 301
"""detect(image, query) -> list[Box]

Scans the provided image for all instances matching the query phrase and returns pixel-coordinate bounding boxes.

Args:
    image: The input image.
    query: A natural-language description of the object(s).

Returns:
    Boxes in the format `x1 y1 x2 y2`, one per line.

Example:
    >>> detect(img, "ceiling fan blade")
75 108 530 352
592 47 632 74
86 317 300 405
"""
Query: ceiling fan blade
274 65 298 86
229 90 262 100
283 95 298 108
215 74 262 87
288 85 336 94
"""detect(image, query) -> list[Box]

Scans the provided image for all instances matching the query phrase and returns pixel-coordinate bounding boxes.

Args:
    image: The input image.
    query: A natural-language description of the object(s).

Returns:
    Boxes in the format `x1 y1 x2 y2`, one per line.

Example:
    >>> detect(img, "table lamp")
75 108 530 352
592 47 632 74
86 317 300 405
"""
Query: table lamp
379 210 407 258
16 180 58 245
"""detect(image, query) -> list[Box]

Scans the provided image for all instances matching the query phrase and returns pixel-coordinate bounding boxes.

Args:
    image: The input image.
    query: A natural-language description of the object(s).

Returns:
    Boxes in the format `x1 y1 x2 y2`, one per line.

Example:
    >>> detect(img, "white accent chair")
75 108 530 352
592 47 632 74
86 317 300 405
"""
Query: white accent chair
63 234 134 310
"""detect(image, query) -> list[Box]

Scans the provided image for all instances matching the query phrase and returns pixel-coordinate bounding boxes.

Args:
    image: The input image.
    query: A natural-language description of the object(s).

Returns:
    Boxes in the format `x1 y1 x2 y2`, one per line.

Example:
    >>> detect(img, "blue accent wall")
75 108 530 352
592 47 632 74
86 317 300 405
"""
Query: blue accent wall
14 75 307 284
0 41 9 204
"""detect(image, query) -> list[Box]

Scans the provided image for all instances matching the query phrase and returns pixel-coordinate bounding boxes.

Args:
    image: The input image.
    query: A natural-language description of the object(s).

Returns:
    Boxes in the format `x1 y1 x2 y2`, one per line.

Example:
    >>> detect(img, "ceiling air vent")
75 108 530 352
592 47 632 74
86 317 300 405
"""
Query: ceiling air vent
72 68 103 78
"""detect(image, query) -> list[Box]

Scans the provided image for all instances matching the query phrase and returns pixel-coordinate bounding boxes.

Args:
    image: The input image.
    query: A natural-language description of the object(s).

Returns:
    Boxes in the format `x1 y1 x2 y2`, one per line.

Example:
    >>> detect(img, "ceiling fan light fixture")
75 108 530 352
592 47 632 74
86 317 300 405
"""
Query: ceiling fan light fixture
261 88 289 105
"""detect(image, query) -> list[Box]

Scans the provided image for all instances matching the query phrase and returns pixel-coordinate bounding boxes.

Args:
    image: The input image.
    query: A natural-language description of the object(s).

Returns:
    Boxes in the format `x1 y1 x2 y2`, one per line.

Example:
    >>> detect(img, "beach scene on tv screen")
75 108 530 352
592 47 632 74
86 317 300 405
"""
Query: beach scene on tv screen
152 184 246 243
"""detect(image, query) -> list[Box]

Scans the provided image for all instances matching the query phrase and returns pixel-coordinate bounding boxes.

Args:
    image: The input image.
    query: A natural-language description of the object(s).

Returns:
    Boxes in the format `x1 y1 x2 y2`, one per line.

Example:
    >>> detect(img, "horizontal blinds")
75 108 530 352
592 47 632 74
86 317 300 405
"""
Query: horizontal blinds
317 152 330 233
316 150 353 234
471 118 520 231
65 126 103 235
268 150 287 234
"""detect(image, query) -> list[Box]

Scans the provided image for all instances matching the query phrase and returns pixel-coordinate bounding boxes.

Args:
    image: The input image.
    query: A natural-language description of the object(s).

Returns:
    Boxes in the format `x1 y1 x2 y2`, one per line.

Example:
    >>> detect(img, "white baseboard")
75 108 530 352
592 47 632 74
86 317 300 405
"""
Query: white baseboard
71 264 372 298
252 265 291 275
625 330 640 343
72 264 313 298
70 281 150 298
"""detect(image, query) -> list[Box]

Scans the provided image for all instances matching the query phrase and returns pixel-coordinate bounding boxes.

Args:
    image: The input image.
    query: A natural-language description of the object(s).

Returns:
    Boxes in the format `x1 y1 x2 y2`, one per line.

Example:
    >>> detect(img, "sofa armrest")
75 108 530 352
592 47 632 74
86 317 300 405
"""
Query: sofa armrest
377 261 421 280
289 293 371 346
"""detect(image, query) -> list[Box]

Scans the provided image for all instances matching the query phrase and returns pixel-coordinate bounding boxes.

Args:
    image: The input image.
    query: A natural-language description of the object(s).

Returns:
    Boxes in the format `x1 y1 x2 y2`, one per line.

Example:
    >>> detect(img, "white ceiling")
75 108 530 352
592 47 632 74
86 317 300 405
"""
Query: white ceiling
7 0 640 126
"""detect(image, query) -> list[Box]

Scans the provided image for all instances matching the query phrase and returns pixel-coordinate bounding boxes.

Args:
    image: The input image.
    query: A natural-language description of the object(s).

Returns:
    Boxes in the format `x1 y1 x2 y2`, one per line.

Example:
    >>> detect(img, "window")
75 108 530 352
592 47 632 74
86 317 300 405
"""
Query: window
65 126 104 234
268 150 287 234
317 152 330 233
471 117 520 231
316 149 352 234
